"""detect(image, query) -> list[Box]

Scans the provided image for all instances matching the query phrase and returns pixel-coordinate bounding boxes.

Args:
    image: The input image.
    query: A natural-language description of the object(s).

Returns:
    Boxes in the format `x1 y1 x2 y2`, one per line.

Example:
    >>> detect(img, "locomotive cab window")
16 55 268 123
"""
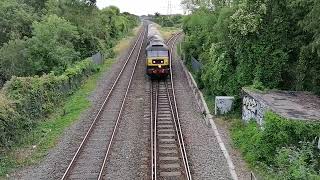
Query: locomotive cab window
147 51 169 57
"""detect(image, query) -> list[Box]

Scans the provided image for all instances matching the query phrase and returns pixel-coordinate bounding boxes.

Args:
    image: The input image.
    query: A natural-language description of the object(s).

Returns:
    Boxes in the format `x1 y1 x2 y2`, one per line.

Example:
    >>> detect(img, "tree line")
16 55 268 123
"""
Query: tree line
181 0 320 98
181 0 320 178
0 0 138 86
152 13 183 27
0 0 138 150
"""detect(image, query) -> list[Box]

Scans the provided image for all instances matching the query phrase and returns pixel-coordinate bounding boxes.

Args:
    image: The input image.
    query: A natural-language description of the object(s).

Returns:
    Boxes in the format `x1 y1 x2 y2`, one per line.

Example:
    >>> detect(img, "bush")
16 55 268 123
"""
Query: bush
231 112 320 178
273 143 319 179
0 39 30 82
27 14 80 75
153 14 183 27
0 94 20 148
0 59 98 149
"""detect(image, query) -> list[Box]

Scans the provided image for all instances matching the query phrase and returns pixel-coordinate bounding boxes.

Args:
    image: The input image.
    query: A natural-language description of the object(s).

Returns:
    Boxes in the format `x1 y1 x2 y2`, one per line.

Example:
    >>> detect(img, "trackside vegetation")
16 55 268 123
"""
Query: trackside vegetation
232 113 320 179
1 59 98 148
153 13 183 28
0 58 116 176
0 0 138 148
180 0 320 178
181 0 320 97
0 0 139 176
0 0 138 85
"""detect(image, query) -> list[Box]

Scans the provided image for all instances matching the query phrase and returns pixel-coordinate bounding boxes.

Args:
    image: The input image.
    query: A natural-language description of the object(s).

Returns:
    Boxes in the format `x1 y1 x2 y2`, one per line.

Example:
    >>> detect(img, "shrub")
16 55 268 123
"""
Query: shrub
27 14 80 75
231 112 320 178
0 39 30 82
0 59 98 149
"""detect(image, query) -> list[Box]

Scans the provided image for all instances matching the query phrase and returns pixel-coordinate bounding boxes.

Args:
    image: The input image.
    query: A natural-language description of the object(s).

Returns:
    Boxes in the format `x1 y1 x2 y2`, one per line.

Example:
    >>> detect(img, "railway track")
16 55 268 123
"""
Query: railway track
150 33 192 180
61 26 146 180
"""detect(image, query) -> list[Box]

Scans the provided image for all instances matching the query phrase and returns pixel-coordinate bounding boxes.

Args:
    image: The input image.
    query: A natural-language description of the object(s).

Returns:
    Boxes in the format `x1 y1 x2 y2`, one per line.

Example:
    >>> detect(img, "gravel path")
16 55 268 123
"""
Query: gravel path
10 27 143 180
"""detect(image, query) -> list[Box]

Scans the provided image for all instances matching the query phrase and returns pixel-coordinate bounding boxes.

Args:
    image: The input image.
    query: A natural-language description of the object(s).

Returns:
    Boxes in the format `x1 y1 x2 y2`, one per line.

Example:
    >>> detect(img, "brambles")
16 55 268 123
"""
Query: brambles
231 112 320 178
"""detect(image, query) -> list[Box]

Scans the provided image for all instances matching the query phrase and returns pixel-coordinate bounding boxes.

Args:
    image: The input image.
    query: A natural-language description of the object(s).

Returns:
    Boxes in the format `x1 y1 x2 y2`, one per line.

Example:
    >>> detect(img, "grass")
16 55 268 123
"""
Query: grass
0 27 140 178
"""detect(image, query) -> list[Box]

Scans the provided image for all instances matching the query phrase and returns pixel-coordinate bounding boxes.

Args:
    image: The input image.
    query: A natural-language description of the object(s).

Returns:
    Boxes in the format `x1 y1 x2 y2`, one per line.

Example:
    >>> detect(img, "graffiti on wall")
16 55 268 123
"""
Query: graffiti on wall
242 95 266 125
215 96 234 115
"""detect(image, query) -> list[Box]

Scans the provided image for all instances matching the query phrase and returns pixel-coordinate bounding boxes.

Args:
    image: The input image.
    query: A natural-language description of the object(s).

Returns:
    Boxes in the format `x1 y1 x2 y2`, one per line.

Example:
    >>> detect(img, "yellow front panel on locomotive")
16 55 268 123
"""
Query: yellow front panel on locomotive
147 57 169 66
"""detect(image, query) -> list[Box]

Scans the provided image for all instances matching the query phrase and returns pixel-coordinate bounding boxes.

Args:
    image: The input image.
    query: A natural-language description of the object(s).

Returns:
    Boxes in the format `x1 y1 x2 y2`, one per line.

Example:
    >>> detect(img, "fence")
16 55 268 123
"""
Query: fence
92 52 104 65
191 56 203 72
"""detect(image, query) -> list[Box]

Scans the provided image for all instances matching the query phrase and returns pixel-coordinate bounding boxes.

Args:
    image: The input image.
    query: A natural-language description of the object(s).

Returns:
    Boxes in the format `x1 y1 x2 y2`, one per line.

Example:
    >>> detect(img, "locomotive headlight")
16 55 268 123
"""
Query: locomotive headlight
158 65 161 68
153 60 156 64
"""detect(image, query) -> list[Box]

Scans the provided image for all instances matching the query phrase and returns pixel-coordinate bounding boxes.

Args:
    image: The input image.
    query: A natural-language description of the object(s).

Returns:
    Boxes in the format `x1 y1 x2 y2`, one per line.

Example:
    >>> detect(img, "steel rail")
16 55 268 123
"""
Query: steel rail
150 30 176 180
151 81 159 180
150 33 180 180
150 32 191 179
151 81 154 180
97 28 146 180
61 27 145 180
168 33 192 180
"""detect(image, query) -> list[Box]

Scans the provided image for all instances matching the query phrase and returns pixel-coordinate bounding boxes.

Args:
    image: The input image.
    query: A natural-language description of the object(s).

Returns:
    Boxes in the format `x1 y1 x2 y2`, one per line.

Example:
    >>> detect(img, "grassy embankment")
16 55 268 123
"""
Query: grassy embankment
0 26 140 178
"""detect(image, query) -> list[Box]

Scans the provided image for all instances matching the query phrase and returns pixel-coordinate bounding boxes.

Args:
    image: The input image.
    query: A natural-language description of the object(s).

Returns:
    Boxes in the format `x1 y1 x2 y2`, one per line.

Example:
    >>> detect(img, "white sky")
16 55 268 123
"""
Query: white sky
96 0 184 16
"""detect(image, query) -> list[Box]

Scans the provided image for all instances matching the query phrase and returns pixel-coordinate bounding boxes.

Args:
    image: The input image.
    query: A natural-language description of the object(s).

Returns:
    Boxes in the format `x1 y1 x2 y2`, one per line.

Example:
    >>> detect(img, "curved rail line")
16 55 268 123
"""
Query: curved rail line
61 26 146 180
150 33 192 180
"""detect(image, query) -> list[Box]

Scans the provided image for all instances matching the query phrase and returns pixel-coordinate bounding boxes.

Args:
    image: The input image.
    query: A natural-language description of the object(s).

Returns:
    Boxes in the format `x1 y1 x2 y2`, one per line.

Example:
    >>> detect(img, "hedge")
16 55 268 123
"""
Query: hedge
0 59 98 148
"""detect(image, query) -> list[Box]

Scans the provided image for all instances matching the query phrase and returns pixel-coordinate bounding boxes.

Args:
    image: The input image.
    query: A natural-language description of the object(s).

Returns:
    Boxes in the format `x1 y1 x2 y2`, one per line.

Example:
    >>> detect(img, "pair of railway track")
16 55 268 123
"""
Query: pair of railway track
61 26 146 180
150 34 192 180
61 25 191 180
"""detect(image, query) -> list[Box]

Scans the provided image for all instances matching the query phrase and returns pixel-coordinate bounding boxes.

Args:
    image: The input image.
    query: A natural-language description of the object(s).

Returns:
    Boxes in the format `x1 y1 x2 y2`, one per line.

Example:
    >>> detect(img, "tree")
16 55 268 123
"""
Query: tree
0 0 37 46
28 15 80 74
20 0 48 14
0 39 30 82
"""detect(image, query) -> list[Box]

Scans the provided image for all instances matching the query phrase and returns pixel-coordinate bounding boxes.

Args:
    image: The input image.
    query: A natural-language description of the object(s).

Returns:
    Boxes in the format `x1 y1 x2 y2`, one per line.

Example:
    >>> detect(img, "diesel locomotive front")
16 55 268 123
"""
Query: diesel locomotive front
146 23 170 78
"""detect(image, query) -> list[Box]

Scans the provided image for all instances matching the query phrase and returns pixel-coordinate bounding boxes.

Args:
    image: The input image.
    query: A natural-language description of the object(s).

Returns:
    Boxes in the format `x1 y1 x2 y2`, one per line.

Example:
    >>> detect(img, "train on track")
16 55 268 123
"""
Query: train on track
146 23 170 78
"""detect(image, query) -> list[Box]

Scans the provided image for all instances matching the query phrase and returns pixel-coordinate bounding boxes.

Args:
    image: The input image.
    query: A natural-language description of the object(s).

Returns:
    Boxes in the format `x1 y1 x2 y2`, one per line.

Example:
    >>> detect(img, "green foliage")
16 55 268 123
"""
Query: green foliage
273 143 319 179
0 39 30 83
0 0 37 45
0 1 138 82
0 59 97 148
181 0 320 101
28 14 80 74
0 94 20 148
231 112 320 178
153 14 183 27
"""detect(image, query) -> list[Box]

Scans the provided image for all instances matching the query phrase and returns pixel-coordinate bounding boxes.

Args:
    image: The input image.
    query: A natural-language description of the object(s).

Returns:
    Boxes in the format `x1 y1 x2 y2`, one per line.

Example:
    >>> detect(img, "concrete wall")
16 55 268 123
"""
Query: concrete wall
92 52 104 65
242 93 268 126
215 96 234 115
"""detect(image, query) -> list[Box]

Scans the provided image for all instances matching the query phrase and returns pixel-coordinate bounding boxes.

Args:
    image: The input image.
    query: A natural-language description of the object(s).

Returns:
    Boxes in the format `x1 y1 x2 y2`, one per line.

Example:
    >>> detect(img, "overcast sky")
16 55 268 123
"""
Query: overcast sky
96 0 184 16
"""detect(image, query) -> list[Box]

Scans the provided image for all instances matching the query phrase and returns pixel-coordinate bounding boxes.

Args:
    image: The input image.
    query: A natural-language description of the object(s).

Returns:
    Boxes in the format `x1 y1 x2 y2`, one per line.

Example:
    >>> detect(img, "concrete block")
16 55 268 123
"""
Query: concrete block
215 96 235 115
